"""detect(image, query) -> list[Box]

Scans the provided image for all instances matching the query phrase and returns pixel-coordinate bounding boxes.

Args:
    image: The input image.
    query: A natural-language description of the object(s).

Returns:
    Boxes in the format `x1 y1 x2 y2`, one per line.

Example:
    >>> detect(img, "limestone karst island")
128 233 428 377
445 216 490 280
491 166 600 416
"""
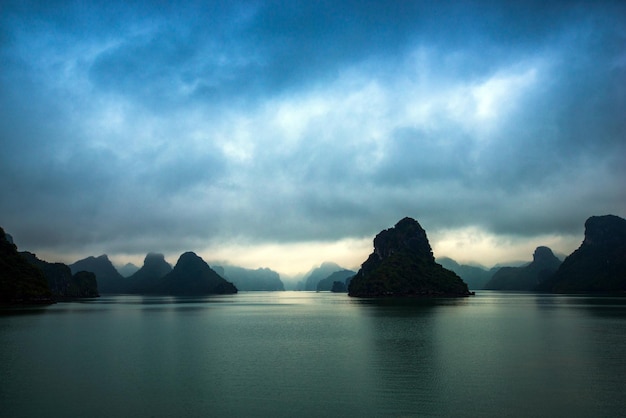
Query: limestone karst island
2 214 626 304
348 217 472 297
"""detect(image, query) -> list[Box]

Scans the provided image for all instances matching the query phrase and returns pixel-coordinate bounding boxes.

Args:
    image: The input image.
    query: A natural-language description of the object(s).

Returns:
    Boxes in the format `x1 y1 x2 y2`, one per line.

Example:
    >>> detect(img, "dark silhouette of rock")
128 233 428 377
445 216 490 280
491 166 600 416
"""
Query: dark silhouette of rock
538 215 626 293
68 271 99 298
316 269 355 291
20 251 72 296
70 255 125 294
437 257 493 290
330 281 347 293
0 227 53 304
156 252 237 295
348 217 471 297
217 265 284 291
20 252 99 298
483 246 561 290
127 253 172 293
303 261 344 291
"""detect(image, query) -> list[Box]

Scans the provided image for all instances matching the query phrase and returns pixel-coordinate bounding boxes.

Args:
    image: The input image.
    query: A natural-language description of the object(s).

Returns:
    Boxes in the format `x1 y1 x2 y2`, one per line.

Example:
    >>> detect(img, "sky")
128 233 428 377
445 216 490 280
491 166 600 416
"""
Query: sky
1 0 625 276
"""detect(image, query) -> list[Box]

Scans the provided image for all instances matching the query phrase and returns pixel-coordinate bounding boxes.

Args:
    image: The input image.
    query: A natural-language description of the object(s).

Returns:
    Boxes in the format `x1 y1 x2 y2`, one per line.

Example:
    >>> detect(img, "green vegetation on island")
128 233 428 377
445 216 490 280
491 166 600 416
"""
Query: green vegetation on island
348 217 472 297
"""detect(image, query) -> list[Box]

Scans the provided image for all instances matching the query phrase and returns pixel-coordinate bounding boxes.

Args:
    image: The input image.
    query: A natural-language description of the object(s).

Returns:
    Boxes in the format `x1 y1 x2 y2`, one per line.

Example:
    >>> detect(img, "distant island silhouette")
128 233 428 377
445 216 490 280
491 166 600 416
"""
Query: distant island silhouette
2 214 625 304
214 265 285 291
70 255 125 293
317 269 355 292
153 252 237 295
537 215 626 293
484 246 561 291
436 257 495 290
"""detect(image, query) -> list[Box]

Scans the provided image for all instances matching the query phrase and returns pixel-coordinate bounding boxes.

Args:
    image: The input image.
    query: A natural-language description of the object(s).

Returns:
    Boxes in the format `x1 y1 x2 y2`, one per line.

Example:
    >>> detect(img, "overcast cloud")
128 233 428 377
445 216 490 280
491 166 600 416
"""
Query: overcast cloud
1 1 624 274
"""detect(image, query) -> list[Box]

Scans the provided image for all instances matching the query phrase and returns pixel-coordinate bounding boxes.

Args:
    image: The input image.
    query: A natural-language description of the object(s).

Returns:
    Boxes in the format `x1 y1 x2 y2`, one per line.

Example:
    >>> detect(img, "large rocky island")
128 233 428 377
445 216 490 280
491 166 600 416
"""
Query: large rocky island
348 217 472 297
537 214 626 293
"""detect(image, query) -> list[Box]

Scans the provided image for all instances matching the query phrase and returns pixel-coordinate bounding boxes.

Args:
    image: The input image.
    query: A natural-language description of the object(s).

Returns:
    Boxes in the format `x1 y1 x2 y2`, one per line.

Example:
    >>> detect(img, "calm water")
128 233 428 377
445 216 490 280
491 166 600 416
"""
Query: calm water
1 291 626 417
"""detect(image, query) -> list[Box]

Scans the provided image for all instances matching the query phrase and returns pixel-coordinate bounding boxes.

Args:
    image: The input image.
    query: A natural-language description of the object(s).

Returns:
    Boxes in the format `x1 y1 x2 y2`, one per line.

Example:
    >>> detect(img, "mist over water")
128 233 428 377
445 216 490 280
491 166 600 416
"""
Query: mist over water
2 292 626 417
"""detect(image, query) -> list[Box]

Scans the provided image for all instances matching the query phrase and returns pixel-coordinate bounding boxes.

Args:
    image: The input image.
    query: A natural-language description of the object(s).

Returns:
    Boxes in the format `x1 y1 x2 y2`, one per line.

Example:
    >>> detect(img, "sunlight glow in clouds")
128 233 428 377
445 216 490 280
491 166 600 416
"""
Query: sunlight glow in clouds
430 227 581 267
471 67 538 121
204 237 372 277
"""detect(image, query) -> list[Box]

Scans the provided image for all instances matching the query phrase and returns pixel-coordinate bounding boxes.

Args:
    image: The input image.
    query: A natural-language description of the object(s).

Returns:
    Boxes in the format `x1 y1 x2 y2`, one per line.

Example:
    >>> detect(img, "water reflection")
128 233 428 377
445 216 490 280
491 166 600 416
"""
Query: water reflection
0 305 51 316
352 298 443 416
563 295 626 318
3 292 626 417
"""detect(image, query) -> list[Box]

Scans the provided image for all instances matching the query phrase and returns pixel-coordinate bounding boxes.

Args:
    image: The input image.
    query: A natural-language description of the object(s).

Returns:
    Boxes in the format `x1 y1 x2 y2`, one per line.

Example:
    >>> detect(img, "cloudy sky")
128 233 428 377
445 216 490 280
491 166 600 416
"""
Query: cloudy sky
1 1 624 276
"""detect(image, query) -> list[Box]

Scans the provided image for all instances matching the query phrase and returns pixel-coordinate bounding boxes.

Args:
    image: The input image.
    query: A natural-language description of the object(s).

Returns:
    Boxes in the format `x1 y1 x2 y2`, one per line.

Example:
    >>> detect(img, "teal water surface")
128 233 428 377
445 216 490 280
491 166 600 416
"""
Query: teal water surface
1 291 626 417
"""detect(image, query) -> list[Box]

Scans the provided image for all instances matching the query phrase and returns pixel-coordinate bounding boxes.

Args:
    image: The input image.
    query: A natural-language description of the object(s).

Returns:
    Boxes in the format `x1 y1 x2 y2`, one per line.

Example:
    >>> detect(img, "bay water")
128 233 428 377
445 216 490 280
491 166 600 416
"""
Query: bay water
1 291 626 417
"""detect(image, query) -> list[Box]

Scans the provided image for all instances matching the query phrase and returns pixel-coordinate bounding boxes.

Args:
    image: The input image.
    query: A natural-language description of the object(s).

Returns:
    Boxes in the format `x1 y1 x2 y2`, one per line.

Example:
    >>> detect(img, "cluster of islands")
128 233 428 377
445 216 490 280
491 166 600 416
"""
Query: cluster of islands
1 214 625 305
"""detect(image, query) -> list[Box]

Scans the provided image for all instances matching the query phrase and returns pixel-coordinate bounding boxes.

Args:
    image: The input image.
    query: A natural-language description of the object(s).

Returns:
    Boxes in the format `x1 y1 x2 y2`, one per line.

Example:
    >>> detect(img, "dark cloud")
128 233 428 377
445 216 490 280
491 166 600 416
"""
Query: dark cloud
1 1 624 269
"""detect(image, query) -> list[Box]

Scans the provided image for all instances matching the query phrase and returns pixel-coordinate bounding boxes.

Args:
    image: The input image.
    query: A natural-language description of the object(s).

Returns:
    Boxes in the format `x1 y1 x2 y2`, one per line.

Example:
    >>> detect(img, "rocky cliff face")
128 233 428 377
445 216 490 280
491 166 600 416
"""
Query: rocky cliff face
0 227 52 304
484 246 561 291
20 252 99 298
348 217 471 297
538 215 626 292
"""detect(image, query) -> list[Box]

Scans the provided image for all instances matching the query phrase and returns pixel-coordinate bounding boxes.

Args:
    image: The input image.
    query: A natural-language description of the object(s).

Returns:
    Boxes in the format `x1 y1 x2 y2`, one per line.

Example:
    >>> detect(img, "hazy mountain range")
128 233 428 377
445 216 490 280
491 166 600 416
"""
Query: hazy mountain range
69 252 236 295
436 257 496 290
70 255 125 293
316 269 355 292
2 214 625 304
214 265 285 291
117 262 140 277
484 247 562 291
302 262 346 291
